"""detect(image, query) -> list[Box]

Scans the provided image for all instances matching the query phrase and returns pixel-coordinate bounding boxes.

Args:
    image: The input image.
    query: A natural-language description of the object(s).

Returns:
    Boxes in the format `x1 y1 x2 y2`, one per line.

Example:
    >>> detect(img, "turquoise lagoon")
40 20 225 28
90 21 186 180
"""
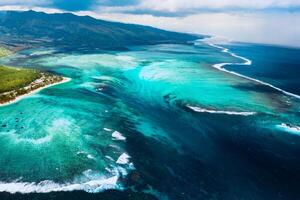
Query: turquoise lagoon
0 41 300 199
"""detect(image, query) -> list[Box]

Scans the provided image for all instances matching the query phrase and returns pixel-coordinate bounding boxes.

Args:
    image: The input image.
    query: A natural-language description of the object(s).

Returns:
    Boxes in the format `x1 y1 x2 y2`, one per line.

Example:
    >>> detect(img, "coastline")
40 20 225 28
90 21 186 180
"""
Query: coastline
0 77 71 107
197 38 300 100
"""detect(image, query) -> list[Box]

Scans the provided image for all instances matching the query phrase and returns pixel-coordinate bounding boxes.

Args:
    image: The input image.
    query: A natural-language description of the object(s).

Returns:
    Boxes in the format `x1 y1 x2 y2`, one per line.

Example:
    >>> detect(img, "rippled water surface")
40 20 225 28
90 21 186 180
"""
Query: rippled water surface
0 42 300 199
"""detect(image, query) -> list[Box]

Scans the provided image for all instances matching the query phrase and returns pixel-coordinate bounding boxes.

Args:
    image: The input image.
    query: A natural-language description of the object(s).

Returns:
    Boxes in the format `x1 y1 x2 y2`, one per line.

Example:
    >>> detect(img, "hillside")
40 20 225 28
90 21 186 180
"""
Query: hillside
0 10 200 50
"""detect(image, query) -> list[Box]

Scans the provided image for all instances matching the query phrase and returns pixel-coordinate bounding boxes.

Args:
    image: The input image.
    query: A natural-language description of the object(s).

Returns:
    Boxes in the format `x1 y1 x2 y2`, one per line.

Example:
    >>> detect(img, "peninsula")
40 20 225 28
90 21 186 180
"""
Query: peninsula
0 65 68 105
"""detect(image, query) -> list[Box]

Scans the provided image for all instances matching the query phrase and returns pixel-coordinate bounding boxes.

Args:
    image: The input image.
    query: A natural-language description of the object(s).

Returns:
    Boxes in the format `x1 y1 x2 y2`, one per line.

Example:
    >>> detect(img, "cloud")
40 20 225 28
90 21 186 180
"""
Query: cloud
1 0 300 14
137 0 300 12
80 10 300 47
89 0 300 17
0 1 299 47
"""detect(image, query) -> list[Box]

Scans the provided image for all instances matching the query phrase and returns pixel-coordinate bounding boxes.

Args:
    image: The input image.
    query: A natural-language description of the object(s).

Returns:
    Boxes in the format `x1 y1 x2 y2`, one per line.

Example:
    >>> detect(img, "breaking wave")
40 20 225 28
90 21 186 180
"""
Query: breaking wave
187 105 256 116
277 123 300 135
196 37 300 100
0 172 120 194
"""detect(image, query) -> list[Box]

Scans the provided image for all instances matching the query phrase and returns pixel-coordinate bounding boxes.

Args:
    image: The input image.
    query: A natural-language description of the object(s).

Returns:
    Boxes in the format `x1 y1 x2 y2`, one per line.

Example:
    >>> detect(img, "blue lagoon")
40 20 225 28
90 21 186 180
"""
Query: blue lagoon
0 39 300 199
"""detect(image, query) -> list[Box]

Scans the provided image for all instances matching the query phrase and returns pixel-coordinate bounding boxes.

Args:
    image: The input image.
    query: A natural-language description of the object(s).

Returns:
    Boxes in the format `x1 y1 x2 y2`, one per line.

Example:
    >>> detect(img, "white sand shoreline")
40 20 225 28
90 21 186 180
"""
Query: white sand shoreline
0 77 71 107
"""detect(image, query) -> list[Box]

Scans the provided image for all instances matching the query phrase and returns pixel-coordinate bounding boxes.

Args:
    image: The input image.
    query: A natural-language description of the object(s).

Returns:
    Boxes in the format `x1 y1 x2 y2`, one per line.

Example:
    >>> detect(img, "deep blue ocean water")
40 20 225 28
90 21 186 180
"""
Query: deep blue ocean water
0 41 299 200
224 43 300 95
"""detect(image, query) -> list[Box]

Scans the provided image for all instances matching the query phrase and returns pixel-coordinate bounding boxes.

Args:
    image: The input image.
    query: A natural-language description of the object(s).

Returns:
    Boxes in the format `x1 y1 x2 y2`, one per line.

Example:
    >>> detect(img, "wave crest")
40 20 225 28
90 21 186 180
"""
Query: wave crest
187 105 256 116
277 123 300 135
0 175 119 194
196 37 300 100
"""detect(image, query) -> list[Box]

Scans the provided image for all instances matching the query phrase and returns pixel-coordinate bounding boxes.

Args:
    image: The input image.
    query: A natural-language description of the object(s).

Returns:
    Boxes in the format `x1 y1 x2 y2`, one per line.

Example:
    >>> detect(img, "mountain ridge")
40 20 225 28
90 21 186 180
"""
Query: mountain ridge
0 10 201 50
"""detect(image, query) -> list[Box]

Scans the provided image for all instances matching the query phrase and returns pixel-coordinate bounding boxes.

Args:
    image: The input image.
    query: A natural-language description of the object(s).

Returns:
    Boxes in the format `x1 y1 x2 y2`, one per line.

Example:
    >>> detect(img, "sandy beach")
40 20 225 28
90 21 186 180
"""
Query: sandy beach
0 77 71 107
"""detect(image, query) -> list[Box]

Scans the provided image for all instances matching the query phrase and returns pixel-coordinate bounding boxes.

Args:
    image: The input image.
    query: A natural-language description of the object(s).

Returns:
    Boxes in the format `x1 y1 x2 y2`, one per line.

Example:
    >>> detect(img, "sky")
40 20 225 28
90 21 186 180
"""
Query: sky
0 0 299 47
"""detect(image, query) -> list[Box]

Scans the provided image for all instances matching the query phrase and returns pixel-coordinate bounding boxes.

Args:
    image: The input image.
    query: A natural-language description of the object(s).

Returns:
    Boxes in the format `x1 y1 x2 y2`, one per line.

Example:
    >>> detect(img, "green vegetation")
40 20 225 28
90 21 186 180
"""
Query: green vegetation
0 65 63 104
0 47 64 104
0 47 13 57
0 11 201 50
0 65 41 93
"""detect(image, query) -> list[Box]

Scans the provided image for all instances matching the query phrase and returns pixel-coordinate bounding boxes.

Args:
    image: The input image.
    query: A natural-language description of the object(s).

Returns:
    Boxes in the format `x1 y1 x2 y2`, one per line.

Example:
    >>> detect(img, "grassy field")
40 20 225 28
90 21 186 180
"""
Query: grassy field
0 47 13 57
0 65 41 93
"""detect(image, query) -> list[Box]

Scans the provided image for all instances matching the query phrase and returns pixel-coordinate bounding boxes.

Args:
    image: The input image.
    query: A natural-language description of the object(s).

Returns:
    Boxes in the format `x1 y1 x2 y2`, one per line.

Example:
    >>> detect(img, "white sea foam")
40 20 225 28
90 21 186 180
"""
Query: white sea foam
105 155 115 161
112 131 126 141
117 166 129 176
109 144 121 150
187 105 256 116
87 154 95 159
196 37 300 100
0 175 119 194
105 167 114 173
277 123 300 135
76 151 95 159
0 130 53 145
26 135 53 145
116 153 131 164
76 151 86 155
